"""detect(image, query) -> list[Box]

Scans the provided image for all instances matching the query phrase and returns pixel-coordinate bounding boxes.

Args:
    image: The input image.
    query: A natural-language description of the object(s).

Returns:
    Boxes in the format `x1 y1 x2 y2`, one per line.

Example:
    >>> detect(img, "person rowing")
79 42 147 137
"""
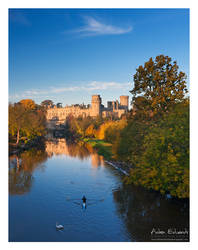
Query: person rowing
82 195 87 209
66 195 104 209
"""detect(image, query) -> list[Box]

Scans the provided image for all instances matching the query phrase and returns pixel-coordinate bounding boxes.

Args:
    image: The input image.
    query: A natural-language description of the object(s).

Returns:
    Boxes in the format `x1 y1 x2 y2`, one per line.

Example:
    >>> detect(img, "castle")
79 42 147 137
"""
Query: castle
46 95 129 129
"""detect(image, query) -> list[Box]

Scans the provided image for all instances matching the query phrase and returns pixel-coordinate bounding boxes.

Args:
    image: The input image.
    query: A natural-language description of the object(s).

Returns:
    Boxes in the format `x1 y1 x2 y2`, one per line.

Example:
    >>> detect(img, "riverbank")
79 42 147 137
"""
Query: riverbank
82 138 187 199
9 136 45 155
83 138 113 160
105 160 130 176
83 138 133 176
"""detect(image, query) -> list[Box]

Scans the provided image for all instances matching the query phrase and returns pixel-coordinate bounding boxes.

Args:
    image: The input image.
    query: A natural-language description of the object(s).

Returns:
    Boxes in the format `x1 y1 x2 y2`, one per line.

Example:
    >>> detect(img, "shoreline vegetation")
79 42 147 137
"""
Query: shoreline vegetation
9 55 189 199
81 138 131 176
62 55 189 199
82 138 113 160
9 136 45 156
74 97 189 200
9 99 46 155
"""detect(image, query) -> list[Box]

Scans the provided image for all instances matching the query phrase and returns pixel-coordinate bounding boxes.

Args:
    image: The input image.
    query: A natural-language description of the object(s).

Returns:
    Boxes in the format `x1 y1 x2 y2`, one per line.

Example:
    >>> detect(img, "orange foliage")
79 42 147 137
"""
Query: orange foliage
19 99 36 110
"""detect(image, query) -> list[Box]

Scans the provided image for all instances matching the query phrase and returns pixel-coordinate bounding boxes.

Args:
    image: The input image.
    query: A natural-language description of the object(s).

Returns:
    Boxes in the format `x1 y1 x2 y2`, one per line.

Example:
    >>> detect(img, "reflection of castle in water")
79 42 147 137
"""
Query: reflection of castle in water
45 139 104 168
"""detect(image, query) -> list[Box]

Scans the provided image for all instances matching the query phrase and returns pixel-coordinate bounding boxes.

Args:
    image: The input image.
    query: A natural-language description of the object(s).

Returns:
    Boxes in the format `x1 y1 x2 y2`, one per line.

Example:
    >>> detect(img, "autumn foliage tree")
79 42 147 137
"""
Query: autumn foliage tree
9 100 46 144
130 55 188 113
19 99 36 110
112 55 189 198
85 124 96 138
9 103 26 144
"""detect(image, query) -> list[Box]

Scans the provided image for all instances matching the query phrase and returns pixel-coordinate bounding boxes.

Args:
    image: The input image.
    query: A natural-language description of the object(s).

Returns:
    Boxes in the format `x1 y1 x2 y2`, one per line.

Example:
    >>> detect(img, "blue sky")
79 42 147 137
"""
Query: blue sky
9 8 189 107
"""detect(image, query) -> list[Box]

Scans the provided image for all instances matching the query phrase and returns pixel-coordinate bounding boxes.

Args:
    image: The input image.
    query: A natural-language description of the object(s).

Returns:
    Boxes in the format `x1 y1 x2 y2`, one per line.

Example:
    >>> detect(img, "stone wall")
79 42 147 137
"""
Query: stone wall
46 94 129 129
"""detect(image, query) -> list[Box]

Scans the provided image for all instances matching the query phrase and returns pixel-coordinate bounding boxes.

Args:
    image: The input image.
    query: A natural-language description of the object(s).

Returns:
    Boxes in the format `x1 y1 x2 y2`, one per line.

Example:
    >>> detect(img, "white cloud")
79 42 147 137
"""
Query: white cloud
69 17 132 37
49 86 80 93
87 81 131 90
9 81 131 102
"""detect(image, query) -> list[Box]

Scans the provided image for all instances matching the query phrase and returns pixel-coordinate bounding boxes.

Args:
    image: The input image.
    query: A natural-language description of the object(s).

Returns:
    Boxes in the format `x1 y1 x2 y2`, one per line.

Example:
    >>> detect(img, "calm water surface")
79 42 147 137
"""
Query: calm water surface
9 138 189 242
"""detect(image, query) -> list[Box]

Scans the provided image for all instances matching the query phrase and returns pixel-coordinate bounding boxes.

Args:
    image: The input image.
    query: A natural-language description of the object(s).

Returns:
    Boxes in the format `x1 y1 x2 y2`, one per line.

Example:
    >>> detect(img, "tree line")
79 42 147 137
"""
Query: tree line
64 115 127 141
116 55 189 198
64 55 189 198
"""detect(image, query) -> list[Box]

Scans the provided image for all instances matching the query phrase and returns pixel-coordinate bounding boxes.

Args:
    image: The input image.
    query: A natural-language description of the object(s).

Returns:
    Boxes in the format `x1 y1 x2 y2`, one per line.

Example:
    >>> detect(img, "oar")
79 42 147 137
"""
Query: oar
73 201 81 205
66 197 81 201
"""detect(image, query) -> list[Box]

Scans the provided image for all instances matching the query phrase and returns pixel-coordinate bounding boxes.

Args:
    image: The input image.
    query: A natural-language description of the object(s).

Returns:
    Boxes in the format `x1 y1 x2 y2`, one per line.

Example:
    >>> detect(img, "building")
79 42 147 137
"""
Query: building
46 95 129 129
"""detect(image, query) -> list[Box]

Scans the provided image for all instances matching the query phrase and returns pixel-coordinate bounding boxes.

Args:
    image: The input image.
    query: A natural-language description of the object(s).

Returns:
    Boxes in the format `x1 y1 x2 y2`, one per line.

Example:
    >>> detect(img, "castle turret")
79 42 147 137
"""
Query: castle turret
120 96 129 110
91 95 102 116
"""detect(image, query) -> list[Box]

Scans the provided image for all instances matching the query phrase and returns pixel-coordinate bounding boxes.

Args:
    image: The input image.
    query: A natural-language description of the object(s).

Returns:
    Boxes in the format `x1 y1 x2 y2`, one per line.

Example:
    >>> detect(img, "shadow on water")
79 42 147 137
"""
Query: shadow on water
113 184 189 242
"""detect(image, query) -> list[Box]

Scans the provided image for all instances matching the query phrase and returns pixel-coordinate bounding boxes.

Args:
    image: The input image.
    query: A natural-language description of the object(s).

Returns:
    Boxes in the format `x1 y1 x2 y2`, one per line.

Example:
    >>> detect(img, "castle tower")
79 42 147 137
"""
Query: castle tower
91 95 102 116
120 96 129 110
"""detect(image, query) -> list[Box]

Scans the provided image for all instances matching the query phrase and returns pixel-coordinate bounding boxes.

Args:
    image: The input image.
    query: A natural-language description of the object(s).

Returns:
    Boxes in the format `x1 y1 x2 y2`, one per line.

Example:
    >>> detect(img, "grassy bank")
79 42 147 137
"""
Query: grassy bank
83 138 113 160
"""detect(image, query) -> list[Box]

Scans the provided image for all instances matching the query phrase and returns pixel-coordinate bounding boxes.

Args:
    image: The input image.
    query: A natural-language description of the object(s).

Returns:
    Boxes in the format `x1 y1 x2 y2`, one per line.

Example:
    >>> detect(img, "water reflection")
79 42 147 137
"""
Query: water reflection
45 138 104 168
9 138 189 242
9 148 48 195
9 139 105 196
113 184 189 241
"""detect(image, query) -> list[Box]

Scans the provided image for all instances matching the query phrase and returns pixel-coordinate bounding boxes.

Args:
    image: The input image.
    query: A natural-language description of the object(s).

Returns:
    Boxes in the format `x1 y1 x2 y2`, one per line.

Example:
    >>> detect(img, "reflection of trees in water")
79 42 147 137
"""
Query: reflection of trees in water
9 148 48 195
45 139 91 160
91 154 104 168
113 184 189 241
66 142 91 160
45 139 104 167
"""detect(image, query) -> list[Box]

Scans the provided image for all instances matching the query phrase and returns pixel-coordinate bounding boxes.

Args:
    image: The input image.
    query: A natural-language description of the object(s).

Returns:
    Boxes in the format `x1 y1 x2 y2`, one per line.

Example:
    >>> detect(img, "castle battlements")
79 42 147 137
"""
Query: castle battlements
46 95 129 129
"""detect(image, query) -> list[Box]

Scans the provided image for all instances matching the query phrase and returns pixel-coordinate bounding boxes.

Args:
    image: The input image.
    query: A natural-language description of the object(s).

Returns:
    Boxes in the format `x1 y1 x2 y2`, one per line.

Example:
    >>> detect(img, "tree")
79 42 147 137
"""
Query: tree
132 96 151 112
130 55 188 113
56 103 62 108
104 119 127 143
131 96 153 120
123 101 189 198
19 99 36 110
85 124 96 138
9 102 46 144
41 100 54 108
9 103 26 144
21 110 46 139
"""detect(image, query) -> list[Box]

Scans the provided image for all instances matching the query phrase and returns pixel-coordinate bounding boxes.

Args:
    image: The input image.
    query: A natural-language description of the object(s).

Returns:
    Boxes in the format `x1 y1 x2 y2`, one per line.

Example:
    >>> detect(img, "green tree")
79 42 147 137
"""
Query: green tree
41 100 54 108
56 103 62 108
131 55 188 113
105 119 127 144
114 119 148 164
124 101 189 198
22 109 46 139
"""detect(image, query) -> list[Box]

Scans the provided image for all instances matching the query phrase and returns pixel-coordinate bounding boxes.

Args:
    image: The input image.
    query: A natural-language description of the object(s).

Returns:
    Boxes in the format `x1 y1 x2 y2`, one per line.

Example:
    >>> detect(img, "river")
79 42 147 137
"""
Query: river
9 138 189 242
